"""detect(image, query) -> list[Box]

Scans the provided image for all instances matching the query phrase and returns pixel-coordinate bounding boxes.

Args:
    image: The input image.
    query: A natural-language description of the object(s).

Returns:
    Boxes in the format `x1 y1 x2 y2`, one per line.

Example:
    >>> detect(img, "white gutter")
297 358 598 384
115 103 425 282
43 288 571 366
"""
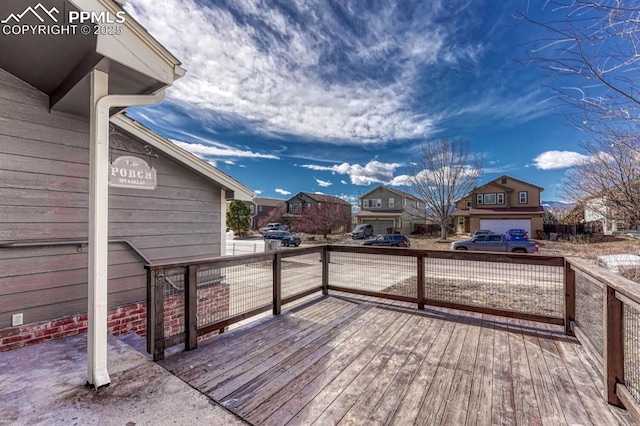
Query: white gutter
87 69 165 388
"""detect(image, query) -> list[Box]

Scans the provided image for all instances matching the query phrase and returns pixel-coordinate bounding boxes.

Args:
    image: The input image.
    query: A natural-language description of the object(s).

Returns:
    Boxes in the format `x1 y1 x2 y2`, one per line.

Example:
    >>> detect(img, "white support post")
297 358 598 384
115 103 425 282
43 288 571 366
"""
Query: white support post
221 189 227 255
87 77 165 388
88 69 110 388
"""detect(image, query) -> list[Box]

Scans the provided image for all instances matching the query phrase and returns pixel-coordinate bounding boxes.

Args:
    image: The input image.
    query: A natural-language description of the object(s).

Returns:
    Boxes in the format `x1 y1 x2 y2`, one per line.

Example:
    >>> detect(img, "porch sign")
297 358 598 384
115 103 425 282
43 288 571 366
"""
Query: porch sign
108 155 157 190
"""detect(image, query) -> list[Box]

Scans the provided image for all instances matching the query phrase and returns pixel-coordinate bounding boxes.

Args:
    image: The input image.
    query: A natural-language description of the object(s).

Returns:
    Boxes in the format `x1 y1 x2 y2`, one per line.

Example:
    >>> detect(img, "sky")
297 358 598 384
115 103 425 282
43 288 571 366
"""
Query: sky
124 0 591 203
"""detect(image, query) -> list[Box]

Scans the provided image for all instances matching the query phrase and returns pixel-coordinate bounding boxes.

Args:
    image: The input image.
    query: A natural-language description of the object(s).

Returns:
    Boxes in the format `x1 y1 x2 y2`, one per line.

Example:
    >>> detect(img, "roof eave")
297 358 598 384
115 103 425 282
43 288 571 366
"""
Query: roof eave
111 114 254 200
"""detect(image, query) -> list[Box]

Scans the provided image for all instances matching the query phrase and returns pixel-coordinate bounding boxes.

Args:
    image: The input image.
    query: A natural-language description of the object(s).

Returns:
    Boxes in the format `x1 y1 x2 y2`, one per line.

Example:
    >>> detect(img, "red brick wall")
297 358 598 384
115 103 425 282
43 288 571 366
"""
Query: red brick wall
0 302 146 352
0 283 230 352
162 283 230 341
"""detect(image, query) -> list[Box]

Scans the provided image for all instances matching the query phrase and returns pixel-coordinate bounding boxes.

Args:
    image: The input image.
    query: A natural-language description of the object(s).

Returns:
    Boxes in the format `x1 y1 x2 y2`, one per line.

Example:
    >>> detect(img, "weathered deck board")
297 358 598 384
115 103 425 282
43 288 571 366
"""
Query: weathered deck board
465 314 495 426
159 295 634 426
507 317 544 425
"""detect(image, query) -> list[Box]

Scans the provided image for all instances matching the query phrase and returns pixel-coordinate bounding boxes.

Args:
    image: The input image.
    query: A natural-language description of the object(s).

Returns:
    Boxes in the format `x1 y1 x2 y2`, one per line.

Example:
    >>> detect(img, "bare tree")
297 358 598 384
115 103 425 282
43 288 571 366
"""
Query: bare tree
296 202 351 240
408 138 482 240
563 132 640 227
257 204 286 228
524 1 640 129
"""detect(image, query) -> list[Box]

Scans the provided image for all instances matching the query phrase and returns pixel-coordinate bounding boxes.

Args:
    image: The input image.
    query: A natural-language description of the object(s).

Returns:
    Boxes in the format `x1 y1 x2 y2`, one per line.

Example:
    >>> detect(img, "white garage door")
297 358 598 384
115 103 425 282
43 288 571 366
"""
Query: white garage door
479 219 531 236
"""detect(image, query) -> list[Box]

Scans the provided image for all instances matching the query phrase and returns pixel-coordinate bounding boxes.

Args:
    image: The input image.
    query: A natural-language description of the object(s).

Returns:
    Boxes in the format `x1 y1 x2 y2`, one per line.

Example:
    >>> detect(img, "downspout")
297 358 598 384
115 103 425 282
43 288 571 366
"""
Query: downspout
88 69 166 388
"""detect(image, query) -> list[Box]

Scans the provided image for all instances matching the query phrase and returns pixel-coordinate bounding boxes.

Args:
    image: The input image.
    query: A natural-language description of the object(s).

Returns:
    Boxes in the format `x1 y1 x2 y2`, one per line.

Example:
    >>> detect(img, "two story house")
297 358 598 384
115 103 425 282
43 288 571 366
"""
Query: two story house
355 185 425 235
245 197 285 230
285 192 352 232
452 175 544 236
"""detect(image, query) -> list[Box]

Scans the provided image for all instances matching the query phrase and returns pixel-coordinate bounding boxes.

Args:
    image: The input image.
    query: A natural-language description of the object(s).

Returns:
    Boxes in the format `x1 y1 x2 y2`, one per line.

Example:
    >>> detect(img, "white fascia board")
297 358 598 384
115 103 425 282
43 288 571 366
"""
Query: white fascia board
111 114 254 200
70 0 185 84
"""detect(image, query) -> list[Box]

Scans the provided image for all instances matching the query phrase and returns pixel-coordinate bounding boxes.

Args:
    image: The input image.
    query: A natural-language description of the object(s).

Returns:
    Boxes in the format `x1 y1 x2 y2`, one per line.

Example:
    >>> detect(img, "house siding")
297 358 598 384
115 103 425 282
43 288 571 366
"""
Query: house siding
455 176 544 235
356 186 424 234
0 68 222 330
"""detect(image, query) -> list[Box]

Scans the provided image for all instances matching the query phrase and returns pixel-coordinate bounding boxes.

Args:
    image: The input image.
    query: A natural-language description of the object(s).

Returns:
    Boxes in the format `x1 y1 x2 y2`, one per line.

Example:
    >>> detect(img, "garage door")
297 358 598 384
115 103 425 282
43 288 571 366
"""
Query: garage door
479 219 531 235
371 220 394 235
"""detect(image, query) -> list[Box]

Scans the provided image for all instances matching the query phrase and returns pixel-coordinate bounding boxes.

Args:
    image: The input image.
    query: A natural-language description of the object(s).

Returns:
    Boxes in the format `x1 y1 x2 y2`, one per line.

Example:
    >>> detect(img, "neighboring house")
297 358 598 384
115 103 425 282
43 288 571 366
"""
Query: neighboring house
0 0 253 387
355 185 425 235
245 198 286 230
285 192 352 232
452 175 544 236
584 196 626 235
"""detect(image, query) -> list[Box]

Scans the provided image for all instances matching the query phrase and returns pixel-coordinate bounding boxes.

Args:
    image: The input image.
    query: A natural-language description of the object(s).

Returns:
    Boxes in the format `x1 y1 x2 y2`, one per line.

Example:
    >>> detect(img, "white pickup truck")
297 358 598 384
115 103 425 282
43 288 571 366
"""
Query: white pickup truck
259 222 286 235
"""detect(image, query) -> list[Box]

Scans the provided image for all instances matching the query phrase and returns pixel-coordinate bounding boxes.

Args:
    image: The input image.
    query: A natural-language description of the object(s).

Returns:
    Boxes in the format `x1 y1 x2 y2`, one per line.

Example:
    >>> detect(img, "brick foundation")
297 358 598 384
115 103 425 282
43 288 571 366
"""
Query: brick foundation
0 302 146 352
0 283 230 352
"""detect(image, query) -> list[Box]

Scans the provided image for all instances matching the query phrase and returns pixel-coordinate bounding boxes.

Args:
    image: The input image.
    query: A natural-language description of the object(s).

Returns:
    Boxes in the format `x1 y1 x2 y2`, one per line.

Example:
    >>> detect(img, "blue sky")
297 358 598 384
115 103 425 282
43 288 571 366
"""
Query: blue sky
124 0 589 203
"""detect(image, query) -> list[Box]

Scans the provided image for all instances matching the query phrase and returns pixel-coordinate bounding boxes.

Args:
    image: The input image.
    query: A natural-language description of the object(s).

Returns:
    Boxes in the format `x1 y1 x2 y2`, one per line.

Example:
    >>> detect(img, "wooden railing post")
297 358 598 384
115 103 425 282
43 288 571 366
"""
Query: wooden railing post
604 286 624 407
322 246 329 295
273 252 282 315
147 267 166 362
417 254 425 310
564 259 576 336
184 264 198 351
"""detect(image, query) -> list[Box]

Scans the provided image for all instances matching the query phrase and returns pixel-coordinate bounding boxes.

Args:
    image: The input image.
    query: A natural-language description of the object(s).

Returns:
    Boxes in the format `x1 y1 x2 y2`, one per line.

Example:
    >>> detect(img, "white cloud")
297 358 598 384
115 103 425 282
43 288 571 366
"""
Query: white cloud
315 178 333 187
302 160 401 185
388 174 413 186
389 165 481 187
341 180 348 185
224 160 235 165
254 189 262 195
171 140 279 159
275 188 291 195
533 150 590 170
125 0 481 143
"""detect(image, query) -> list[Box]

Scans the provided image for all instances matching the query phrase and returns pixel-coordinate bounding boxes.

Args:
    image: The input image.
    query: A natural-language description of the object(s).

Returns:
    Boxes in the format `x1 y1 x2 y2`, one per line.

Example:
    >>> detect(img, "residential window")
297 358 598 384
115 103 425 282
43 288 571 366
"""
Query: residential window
404 199 407 207
388 198 395 208
484 193 496 204
497 193 504 204
362 200 368 208
290 203 302 212
367 199 381 208
249 204 255 213
258 205 263 212
465 200 471 209
501 178 507 184
519 191 528 204
476 194 483 205
459 217 464 225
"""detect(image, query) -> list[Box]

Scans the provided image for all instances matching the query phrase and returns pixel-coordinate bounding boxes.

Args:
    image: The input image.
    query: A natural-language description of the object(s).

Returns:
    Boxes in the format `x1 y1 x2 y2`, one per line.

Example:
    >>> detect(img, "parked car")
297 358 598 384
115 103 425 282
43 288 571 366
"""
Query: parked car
363 234 411 248
451 234 539 253
350 224 374 239
259 222 287 236
264 230 300 247
505 228 529 241
472 229 494 237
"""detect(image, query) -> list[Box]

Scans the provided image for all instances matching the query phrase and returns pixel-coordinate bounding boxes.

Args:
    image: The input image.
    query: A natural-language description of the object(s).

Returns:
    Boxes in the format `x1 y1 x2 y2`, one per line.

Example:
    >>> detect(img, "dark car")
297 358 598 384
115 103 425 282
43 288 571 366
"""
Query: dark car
505 228 529 241
472 229 494 237
264 230 301 247
350 224 374 239
363 234 411 248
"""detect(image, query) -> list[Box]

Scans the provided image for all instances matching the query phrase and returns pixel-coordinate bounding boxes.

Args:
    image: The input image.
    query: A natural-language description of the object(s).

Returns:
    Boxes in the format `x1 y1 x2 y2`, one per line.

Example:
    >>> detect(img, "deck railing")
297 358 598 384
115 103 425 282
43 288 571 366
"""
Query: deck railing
145 245 640 421
145 245 564 359
566 257 640 420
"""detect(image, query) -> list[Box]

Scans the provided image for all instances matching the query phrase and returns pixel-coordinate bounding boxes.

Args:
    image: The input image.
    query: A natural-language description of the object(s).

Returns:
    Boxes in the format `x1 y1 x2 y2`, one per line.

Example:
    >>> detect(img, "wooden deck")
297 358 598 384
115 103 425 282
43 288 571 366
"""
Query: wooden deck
159 295 634 425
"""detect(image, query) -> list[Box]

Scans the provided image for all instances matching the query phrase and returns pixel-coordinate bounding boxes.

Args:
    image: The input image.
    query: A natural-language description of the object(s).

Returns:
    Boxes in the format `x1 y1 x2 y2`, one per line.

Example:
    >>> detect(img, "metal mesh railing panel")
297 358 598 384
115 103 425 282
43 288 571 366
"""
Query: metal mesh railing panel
424 258 564 318
163 272 185 340
574 270 604 356
328 252 417 299
282 252 322 299
214 260 273 326
196 267 231 328
624 303 640 402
